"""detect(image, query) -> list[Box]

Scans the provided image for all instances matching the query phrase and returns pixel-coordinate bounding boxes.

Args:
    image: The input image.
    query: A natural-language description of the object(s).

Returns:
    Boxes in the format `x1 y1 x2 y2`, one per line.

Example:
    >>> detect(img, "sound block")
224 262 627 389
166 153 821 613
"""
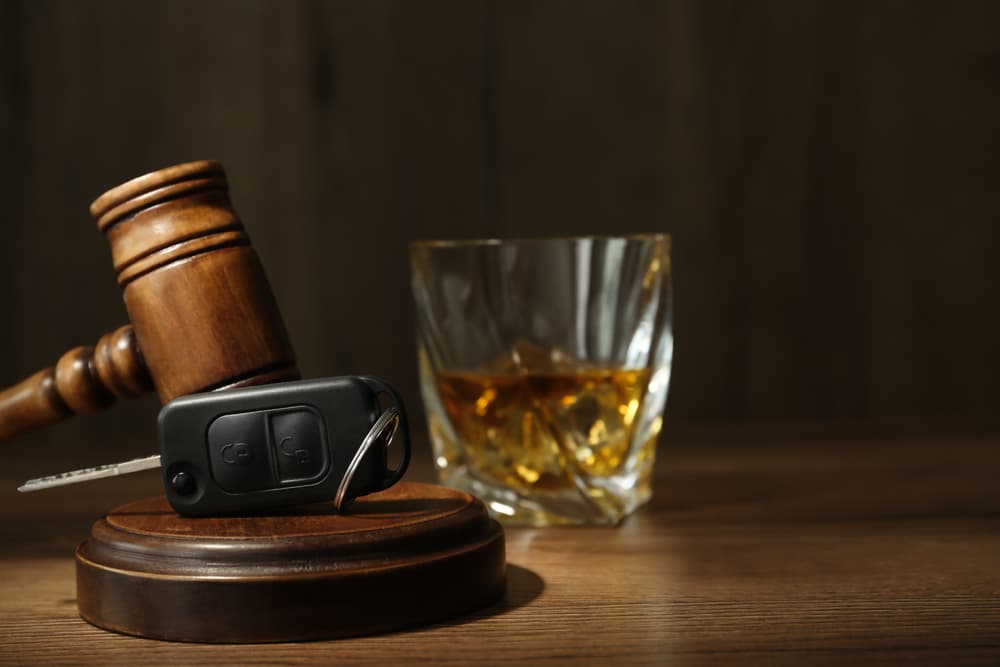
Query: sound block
76 482 506 642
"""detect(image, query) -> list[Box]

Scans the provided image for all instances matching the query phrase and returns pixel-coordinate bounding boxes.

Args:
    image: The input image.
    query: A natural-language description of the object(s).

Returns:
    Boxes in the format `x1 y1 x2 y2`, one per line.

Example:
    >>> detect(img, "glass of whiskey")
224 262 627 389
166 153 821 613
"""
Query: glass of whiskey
410 236 672 525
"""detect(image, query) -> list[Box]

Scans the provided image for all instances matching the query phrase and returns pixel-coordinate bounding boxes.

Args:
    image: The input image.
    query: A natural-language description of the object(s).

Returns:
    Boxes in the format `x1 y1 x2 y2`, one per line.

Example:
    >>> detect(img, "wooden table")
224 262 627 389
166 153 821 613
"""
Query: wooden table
1 425 998 665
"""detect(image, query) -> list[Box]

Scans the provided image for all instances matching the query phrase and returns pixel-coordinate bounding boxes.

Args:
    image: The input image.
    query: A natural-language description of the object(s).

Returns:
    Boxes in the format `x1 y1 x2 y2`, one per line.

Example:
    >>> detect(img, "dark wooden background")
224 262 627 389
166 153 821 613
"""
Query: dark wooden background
2 0 999 463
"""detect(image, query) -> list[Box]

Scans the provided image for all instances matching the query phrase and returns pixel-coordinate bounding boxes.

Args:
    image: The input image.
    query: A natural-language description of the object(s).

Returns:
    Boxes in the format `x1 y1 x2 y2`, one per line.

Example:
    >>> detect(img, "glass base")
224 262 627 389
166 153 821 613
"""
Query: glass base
436 464 653 527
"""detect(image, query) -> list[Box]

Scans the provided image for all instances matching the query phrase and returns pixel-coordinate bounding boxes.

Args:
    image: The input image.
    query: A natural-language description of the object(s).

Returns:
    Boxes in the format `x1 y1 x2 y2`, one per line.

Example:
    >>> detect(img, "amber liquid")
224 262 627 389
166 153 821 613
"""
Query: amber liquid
434 368 654 494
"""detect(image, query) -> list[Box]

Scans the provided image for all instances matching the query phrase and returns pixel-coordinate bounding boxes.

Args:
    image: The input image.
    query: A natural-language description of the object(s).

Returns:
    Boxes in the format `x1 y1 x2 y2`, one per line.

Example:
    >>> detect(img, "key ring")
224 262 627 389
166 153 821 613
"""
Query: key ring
334 406 402 512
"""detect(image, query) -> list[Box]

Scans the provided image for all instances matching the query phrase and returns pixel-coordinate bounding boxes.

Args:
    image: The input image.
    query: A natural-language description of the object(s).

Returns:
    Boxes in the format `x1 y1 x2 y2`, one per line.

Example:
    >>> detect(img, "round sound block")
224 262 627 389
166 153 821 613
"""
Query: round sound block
76 482 506 642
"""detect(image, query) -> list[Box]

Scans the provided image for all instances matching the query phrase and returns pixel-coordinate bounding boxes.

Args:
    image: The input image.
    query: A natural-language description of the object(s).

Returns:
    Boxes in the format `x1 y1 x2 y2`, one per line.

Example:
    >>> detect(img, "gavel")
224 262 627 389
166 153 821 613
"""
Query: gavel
0 160 299 442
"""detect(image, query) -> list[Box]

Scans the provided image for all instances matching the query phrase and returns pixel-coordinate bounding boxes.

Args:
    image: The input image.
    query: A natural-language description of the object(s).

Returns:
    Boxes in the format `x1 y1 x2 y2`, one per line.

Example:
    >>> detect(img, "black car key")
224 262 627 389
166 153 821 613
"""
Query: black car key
18 376 411 517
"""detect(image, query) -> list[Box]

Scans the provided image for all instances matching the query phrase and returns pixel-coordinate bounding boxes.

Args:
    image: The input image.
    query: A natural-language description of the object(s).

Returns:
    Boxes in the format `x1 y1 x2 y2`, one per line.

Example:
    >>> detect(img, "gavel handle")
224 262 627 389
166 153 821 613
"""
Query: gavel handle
0 325 153 442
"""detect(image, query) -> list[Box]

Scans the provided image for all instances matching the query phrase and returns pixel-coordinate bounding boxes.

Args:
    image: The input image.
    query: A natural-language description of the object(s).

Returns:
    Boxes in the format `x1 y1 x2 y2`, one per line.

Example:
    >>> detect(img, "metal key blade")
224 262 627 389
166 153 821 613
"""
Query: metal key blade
17 455 162 492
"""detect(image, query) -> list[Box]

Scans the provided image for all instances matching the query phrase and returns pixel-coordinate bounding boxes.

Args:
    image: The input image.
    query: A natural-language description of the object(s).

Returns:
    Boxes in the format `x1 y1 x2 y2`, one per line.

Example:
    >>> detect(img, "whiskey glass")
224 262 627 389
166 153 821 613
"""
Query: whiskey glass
410 235 672 525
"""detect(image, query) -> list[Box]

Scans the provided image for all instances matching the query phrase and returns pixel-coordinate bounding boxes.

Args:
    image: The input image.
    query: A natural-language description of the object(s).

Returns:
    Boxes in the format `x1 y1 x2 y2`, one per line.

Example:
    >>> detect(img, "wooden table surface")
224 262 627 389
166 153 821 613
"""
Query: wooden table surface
1 425 998 666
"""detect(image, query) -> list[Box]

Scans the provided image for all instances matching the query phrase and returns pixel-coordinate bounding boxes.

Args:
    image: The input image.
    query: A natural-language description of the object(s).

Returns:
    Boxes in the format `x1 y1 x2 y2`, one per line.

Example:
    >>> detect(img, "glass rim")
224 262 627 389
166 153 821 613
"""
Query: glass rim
410 233 670 249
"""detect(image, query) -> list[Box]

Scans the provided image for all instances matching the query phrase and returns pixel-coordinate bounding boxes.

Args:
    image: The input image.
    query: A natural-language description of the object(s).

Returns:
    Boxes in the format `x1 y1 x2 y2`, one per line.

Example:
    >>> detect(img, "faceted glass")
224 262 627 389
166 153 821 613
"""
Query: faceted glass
410 235 672 525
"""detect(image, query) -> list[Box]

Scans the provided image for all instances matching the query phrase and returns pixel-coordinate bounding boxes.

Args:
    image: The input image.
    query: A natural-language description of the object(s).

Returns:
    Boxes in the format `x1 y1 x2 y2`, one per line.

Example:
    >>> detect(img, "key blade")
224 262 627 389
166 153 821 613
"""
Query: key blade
17 455 162 493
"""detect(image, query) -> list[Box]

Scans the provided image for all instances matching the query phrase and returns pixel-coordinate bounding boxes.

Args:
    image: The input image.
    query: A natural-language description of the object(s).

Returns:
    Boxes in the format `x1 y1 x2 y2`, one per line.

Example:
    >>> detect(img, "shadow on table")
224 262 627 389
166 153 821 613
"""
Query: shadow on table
412 563 544 633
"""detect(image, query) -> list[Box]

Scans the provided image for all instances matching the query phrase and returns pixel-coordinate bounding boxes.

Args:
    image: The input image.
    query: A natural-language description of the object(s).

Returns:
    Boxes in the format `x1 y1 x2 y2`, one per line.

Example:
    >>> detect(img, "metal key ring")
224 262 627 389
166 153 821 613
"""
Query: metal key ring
334 407 401 512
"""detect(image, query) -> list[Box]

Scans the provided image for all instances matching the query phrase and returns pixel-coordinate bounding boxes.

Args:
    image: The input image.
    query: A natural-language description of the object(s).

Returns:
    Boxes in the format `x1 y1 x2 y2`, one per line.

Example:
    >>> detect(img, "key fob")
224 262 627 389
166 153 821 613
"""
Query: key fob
157 376 410 517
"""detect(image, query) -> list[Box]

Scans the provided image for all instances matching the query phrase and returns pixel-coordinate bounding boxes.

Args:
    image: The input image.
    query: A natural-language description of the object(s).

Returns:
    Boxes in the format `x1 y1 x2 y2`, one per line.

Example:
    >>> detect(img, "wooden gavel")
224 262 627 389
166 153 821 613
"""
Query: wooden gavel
0 160 299 442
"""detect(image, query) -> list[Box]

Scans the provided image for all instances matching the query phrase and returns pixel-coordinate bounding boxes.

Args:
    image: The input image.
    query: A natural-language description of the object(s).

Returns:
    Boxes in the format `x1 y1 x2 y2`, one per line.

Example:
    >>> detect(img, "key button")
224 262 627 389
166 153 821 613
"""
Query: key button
270 408 328 484
207 412 274 493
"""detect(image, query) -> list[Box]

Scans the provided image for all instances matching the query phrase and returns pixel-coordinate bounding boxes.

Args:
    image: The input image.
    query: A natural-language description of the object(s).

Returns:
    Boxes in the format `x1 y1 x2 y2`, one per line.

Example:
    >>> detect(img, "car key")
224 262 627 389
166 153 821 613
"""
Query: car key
18 376 411 517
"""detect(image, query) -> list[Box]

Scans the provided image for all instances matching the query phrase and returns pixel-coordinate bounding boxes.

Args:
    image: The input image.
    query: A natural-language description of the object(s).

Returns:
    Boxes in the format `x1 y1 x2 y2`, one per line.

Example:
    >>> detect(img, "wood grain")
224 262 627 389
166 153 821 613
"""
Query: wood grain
0 427 997 665
75 484 505 642
0 161 299 441
3 2 1000 449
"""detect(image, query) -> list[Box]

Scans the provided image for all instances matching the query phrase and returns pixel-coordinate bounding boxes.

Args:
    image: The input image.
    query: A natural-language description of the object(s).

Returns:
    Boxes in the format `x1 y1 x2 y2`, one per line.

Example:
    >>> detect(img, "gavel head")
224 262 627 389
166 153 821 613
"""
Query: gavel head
89 160 299 403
